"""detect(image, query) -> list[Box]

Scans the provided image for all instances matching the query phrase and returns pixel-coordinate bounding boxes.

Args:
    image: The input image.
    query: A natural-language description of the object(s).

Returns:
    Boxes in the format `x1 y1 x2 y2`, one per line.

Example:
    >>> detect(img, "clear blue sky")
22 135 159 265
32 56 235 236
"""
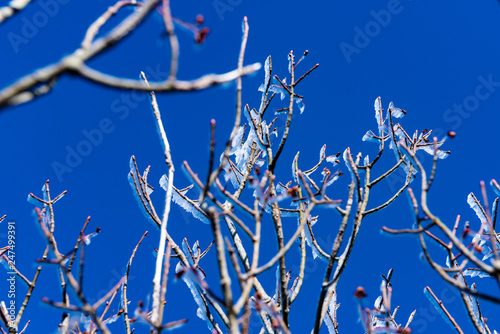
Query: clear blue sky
1 0 500 333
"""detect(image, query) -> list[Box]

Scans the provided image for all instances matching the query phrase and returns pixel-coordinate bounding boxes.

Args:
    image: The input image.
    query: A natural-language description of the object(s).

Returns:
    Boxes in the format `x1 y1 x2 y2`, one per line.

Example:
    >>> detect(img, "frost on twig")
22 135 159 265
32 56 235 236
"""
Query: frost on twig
160 176 210 224
3 3 482 329
381 115 500 332
174 241 220 332
352 270 414 334
9 182 131 334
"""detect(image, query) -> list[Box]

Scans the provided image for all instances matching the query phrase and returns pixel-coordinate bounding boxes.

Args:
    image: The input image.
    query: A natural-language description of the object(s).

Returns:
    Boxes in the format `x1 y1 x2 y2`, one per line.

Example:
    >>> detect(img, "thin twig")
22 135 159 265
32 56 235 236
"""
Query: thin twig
425 287 464 334
160 0 179 82
123 231 148 334
141 72 175 325
82 1 141 49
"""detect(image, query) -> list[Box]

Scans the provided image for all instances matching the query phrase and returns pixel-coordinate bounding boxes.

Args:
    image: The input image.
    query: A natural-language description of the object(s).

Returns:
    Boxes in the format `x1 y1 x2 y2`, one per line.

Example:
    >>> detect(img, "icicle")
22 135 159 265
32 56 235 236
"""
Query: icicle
27 194 44 207
374 96 384 136
321 169 339 188
80 314 91 333
260 77 286 100
105 314 120 325
263 57 271 90
128 166 157 227
467 193 487 223
303 216 328 262
273 265 280 302
175 262 213 331
421 145 450 159
388 101 405 118
343 149 355 181
83 231 99 246
362 131 379 143
160 175 210 224
119 280 126 309
465 290 485 332
292 153 299 183
319 145 326 160
491 180 500 198
266 192 290 204
324 297 338 333
424 287 457 331
260 77 306 113
463 269 492 278
230 126 245 154
295 96 305 114
326 155 339 166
